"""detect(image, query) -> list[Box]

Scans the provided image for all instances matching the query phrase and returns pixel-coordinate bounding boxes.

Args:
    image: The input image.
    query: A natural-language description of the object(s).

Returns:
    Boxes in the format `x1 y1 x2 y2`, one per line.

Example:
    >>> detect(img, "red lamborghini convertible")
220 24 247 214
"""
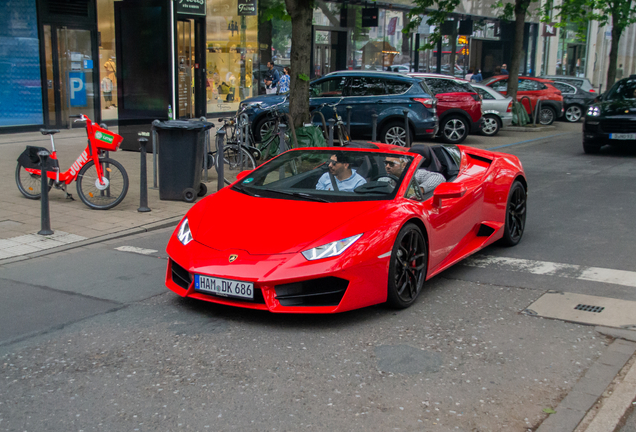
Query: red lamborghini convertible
165 142 527 313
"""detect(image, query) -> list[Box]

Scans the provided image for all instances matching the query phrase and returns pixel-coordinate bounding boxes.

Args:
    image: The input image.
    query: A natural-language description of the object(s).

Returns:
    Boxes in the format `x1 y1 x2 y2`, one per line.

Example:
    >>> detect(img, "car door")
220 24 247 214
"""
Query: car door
309 76 348 123
488 78 539 115
414 161 486 273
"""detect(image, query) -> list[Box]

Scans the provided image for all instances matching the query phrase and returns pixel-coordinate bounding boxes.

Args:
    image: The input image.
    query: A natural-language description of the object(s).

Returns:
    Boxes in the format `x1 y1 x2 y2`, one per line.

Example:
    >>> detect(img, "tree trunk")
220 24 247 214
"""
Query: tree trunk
607 15 622 87
285 0 313 129
258 1 273 66
507 0 529 101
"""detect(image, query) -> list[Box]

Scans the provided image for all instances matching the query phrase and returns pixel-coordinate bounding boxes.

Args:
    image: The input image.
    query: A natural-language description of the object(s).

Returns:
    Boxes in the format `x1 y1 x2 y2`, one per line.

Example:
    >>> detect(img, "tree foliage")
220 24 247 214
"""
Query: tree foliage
406 0 537 100
548 0 636 86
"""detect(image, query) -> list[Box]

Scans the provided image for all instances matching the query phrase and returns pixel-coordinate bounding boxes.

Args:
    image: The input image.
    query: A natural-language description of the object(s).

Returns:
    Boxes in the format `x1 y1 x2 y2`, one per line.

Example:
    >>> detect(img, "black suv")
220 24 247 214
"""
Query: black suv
583 75 636 153
240 71 438 146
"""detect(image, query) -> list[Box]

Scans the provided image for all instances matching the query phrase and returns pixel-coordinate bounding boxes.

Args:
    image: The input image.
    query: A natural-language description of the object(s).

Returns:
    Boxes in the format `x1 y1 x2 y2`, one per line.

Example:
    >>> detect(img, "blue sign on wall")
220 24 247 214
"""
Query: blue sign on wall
69 72 87 107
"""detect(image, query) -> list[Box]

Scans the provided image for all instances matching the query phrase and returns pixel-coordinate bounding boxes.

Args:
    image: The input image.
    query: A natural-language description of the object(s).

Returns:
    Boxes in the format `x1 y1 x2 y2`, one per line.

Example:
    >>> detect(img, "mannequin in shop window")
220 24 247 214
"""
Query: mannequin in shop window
104 56 117 108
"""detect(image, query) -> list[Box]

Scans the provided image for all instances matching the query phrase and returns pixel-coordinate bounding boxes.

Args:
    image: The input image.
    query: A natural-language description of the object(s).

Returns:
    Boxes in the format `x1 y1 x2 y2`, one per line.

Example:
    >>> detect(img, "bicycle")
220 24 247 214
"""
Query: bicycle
253 97 298 163
314 97 350 145
15 114 129 210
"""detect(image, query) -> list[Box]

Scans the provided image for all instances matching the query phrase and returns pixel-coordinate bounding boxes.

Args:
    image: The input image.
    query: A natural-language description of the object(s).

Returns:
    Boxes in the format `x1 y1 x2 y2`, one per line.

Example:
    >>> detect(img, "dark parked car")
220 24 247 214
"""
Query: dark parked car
583 75 636 153
548 81 596 122
241 71 439 146
409 73 482 144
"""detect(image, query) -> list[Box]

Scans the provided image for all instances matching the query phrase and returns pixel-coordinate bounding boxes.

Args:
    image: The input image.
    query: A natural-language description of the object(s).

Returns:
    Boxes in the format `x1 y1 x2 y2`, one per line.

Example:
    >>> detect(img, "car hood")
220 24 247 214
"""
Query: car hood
190 189 386 255
598 100 636 116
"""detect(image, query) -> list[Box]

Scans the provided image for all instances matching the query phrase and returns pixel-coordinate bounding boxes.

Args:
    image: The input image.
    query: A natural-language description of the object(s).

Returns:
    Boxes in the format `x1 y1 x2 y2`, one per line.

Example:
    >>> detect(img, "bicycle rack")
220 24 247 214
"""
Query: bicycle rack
310 110 328 140
533 99 542 126
518 96 533 126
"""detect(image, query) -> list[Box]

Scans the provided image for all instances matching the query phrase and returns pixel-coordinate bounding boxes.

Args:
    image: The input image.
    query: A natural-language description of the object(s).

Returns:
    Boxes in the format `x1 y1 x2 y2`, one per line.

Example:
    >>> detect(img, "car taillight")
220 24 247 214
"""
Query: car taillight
471 93 481 101
413 98 436 109
507 101 513 112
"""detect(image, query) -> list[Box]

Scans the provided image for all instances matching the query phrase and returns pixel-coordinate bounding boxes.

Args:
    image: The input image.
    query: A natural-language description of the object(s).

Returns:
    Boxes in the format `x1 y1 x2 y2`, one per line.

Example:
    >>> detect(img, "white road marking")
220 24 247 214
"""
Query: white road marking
115 246 158 255
463 255 636 288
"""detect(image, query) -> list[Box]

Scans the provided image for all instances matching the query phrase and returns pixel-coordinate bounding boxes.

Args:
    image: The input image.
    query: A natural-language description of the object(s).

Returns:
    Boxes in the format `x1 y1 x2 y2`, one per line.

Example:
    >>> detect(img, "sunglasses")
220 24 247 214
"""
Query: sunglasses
384 161 399 167
328 160 341 165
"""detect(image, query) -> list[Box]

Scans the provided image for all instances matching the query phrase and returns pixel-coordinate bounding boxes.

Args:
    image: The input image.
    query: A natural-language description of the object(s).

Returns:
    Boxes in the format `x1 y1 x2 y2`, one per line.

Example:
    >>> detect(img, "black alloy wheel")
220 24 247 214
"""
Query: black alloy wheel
500 180 526 246
538 106 556 125
387 223 427 308
441 116 468 144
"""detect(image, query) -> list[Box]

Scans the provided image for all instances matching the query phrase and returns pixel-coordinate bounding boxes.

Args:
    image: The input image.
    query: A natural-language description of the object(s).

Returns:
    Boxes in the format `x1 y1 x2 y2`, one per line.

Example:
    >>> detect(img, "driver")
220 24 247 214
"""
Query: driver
316 152 367 192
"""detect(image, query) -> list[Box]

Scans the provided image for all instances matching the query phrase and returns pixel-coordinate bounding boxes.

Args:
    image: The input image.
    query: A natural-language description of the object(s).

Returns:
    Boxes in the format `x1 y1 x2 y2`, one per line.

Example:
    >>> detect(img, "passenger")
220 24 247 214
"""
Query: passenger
384 154 445 194
416 167 445 194
316 152 367 192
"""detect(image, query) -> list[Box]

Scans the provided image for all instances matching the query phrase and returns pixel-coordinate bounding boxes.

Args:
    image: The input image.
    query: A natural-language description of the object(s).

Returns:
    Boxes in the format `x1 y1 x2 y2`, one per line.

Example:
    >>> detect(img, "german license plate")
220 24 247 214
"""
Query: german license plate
194 274 254 300
609 133 636 140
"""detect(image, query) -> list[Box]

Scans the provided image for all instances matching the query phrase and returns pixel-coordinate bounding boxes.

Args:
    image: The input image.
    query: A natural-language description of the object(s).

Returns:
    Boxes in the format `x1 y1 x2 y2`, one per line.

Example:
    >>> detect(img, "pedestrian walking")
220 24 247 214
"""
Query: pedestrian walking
465 69 474 82
279 67 290 93
471 70 483 82
501 64 509 75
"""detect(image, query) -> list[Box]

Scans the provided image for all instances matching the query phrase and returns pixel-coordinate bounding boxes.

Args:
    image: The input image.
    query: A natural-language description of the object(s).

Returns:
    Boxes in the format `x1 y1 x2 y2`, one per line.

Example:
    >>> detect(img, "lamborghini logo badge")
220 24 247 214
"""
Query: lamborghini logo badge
229 254 238 263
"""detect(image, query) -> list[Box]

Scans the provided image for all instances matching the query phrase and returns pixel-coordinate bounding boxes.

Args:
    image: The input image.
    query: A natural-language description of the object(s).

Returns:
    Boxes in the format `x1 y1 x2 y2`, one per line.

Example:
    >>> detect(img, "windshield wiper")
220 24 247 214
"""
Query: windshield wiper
232 184 258 197
260 188 330 202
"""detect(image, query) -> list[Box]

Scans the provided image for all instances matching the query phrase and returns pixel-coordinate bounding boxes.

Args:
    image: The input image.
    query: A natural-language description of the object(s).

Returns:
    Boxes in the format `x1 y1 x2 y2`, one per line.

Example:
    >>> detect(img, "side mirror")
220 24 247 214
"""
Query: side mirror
236 169 253 182
433 183 466 207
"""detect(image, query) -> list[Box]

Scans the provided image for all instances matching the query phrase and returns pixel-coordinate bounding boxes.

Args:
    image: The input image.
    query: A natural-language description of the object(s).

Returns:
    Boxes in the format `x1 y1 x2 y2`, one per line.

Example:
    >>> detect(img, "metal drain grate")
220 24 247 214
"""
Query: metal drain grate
575 304 605 313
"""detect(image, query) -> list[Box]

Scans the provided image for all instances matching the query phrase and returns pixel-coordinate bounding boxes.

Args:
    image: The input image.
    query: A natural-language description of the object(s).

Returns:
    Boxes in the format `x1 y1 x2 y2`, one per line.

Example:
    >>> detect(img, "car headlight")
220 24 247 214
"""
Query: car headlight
587 106 600 116
176 218 193 245
301 234 362 261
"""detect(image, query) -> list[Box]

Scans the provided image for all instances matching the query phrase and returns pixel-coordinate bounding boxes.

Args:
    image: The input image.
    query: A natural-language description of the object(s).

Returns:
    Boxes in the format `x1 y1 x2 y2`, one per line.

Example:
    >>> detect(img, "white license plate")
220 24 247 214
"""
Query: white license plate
194 274 254 300
609 133 636 140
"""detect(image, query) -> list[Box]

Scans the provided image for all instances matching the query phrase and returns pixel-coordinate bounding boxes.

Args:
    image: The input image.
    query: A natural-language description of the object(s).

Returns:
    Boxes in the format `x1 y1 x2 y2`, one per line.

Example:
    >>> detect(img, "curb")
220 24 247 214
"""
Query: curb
506 125 557 132
536 329 636 432
0 216 182 266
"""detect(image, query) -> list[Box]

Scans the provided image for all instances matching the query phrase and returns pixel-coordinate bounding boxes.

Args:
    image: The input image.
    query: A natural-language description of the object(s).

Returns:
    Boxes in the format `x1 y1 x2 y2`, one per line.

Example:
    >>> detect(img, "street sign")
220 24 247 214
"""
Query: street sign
543 23 557 37
69 72 86 107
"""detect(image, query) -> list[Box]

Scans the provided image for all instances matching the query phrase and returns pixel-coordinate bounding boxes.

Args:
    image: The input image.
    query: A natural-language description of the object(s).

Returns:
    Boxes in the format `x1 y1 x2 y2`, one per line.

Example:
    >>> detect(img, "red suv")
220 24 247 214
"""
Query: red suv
482 76 564 125
409 73 482 144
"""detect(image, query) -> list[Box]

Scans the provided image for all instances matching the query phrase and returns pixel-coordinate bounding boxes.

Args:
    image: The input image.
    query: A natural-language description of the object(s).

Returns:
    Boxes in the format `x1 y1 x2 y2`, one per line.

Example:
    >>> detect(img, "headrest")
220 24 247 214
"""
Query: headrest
408 144 444 174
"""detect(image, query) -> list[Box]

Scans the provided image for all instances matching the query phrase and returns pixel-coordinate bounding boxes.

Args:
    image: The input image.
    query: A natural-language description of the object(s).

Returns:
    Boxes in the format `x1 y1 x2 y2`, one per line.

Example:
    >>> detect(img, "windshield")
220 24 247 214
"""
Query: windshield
231 149 415 202
605 79 636 101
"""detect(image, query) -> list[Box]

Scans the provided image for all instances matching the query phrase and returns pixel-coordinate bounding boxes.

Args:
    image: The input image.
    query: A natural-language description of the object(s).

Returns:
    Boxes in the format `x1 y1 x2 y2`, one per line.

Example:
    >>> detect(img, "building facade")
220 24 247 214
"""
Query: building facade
2 0 629 133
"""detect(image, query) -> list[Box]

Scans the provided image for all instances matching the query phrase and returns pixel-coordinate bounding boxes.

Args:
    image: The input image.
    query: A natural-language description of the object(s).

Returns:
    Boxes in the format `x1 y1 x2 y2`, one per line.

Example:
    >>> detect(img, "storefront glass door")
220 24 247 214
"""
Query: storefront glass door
177 19 195 119
43 25 96 128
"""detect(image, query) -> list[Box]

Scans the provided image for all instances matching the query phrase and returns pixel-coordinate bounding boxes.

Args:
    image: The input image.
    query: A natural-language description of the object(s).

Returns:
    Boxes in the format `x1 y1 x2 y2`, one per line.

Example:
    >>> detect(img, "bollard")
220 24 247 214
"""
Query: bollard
151 120 160 189
371 114 378 142
278 123 288 154
37 150 54 235
403 110 411 147
533 99 541 126
216 129 225 192
346 106 352 138
328 118 335 146
138 137 151 212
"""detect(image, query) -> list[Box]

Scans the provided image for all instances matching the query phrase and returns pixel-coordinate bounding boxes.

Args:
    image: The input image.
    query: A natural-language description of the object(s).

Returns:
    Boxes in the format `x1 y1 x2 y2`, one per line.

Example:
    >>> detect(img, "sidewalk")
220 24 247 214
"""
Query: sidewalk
0 121 578 262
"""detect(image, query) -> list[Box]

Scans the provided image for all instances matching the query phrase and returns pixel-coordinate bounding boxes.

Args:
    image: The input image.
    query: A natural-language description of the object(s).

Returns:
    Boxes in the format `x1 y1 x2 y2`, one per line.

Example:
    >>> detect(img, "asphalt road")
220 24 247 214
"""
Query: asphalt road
1 130 635 431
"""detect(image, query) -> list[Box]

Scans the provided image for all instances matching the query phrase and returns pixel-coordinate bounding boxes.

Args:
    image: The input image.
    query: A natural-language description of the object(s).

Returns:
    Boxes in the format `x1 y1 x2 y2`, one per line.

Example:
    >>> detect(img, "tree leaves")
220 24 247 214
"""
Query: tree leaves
298 73 310 82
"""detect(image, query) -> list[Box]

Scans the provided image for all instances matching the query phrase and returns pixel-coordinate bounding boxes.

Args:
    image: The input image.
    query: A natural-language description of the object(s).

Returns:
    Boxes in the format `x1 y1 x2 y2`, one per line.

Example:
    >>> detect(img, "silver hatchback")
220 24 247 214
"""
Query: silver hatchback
470 84 513 136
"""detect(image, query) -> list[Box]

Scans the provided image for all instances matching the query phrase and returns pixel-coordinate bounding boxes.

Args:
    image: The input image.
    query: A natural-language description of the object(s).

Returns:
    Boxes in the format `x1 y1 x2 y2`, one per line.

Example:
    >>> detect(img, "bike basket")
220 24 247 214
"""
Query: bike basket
91 124 123 151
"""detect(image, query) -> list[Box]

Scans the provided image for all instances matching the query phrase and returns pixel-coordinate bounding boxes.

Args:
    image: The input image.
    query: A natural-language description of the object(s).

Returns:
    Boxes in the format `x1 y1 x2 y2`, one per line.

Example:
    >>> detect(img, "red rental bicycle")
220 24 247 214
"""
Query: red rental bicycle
15 114 129 210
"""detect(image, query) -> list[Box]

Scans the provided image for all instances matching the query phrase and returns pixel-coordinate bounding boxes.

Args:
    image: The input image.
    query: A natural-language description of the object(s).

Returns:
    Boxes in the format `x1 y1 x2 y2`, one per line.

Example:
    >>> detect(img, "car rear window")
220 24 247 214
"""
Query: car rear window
551 81 576 94
424 78 471 95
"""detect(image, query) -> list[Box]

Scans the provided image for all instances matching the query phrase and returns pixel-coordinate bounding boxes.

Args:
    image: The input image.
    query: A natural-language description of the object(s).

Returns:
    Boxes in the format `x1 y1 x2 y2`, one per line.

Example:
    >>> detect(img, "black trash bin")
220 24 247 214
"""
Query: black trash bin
153 119 214 202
